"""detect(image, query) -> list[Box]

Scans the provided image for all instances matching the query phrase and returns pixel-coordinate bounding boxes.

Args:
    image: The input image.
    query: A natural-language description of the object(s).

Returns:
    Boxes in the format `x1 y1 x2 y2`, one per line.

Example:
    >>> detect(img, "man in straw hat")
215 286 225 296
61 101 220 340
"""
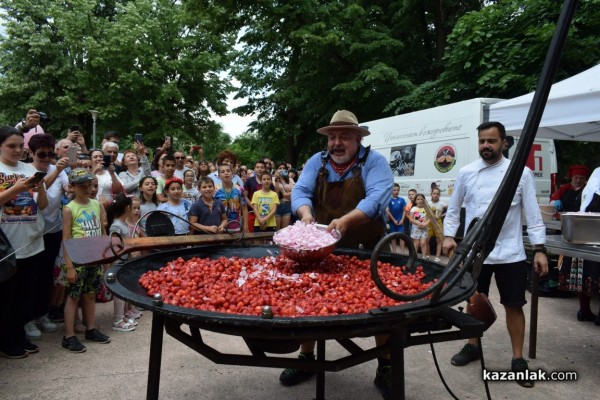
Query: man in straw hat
283 110 394 399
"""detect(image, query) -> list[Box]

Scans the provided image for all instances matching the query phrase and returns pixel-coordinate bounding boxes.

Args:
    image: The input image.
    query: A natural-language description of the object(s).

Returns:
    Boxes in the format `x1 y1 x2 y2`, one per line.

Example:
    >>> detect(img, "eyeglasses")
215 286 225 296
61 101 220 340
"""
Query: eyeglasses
35 151 56 159
175 156 185 159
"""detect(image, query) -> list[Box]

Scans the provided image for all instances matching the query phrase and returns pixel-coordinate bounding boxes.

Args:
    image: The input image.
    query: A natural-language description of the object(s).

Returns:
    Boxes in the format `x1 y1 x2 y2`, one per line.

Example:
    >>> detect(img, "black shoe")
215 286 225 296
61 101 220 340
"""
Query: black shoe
22 339 39 354
576 310 596 322
373 366 392 400
279 353 316 386
48 306 65 323
451 343 480 366
0 345 28 359
512 358 534 388
84 328 111 344
62 336 86 353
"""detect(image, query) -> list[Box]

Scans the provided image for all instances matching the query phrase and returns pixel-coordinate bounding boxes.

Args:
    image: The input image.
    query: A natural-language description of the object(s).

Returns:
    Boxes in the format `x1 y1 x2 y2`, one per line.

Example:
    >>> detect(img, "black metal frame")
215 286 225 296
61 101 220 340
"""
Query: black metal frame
106 244 481 400
145 306 483 400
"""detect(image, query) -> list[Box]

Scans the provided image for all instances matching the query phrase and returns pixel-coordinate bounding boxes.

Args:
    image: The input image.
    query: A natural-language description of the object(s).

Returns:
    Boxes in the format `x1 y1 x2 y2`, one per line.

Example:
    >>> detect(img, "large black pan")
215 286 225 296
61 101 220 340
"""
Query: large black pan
106 244 475 341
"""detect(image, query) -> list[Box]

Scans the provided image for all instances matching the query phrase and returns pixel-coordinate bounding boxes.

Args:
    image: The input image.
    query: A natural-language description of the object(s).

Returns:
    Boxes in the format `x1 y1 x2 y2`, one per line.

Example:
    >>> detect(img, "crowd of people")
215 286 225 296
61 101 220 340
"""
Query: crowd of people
1 109 598 400
0 109 303 359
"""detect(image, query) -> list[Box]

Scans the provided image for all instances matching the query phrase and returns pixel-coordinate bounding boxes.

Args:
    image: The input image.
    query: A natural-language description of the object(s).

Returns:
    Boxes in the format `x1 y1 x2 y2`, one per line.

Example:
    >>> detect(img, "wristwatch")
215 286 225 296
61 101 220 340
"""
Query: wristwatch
533 246 547 254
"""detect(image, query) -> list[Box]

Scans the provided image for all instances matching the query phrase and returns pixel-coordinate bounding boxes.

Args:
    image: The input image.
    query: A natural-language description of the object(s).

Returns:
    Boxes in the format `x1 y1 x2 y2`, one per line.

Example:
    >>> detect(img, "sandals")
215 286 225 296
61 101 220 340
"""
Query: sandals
112 318 136 332
125 309 143 320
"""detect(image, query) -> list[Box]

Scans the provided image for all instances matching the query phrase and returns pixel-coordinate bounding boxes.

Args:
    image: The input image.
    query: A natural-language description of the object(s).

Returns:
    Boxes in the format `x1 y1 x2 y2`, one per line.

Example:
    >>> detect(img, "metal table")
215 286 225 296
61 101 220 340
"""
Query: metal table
524 235 600 358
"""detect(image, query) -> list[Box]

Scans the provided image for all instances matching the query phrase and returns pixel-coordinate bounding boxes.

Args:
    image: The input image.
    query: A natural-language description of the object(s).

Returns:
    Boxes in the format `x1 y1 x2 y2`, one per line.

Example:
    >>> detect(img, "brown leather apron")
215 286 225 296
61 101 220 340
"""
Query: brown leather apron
314 147 386 250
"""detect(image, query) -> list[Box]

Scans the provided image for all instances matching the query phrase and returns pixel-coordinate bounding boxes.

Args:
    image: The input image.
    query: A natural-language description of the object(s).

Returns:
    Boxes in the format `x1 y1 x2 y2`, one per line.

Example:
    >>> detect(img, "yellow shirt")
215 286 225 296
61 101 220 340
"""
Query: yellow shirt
251 190 279 227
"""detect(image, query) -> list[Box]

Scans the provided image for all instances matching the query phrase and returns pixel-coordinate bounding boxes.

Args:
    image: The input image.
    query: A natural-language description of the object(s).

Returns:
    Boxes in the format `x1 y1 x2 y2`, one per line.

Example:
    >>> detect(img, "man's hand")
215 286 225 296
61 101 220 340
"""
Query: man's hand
533 252 549 277
25 109 40 129
442 237 457 256
327 218 349 236
297 205 314 225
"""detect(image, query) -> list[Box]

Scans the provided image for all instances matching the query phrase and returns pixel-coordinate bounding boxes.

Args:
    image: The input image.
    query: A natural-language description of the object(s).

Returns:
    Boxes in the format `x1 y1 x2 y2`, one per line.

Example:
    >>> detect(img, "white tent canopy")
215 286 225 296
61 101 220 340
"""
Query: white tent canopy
488 64 600 141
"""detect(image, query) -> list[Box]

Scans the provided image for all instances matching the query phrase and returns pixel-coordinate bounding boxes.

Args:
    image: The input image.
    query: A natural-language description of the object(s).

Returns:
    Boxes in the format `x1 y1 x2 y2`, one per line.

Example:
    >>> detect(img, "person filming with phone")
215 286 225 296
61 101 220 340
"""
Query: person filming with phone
66 126 88 155
89 148 123 207
0 126 49 358
118 139 151 198
15 109 45 151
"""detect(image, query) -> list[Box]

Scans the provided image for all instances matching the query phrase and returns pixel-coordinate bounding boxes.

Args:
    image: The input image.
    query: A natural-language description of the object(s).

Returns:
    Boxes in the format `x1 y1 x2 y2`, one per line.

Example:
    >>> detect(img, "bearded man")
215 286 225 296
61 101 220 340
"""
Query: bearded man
284 110 394 399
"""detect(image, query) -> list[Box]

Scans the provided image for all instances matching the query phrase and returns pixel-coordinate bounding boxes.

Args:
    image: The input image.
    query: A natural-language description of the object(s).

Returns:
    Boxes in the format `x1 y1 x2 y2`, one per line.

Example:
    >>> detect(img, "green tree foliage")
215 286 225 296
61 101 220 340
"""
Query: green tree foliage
391 0 600 112
0 0 234 151
208 0 483 166
387 0 600 173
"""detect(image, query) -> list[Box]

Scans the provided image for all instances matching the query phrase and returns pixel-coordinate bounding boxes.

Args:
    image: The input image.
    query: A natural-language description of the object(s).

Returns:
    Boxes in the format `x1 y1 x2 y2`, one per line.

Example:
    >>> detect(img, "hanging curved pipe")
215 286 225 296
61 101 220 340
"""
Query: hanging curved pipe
371 0 579 304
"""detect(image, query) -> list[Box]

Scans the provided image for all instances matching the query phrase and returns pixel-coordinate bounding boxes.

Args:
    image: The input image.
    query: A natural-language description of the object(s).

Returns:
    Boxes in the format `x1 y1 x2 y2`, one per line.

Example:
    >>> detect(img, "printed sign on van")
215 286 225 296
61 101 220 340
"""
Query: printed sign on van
434 144 457 173
389 144 416 176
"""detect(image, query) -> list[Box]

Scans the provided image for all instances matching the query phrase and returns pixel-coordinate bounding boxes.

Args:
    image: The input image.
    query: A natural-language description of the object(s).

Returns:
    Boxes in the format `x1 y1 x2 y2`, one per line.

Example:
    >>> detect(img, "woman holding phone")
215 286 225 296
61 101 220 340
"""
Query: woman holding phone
27 134 71 339
118 141 151 197
0 126 48 358
90 148 123 207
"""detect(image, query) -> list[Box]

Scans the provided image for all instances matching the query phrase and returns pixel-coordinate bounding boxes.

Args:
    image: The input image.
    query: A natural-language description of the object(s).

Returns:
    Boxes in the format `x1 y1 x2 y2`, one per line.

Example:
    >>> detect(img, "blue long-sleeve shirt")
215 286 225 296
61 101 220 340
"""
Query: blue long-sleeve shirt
292 146 393 221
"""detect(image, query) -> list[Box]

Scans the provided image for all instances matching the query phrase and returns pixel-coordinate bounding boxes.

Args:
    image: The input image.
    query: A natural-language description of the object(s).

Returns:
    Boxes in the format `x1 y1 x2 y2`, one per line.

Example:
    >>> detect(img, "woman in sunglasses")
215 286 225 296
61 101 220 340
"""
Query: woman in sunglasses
27 134 71 340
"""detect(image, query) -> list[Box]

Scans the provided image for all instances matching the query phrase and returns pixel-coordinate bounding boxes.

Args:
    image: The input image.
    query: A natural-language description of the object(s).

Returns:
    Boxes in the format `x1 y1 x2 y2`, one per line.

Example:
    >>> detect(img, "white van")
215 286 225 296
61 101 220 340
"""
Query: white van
362 98 557 205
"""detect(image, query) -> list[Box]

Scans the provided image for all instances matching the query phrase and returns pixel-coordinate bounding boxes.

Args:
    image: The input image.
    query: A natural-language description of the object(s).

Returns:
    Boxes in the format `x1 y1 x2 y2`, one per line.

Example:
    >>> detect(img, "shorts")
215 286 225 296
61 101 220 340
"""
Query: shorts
61 263 102 299
411 226 428 239
476 261 528 308
276 201 292 217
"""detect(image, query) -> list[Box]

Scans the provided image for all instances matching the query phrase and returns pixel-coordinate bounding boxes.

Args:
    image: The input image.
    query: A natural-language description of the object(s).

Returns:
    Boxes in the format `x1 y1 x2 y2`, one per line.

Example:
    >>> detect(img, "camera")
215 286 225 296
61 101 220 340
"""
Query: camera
280 170 288 178
38 111 50 124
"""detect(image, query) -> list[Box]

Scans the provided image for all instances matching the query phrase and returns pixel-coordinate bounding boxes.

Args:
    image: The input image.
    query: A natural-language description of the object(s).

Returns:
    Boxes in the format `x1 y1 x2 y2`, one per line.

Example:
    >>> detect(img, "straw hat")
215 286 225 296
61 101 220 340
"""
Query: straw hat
317 110 370 137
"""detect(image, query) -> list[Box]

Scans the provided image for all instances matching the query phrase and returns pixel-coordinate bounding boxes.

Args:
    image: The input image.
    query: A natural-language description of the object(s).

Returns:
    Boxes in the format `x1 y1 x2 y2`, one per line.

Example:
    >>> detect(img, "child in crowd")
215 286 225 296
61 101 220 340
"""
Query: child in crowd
403 189 417 233
215 164 247 233
386 183 406 254
251 172 279 232
126 196 145 238
61 168 111 353
189 177 227 234
139 176 158 232
157 177 192 235
182 169 200 203
243 160 268 233
157 154 176 203
408 193 430 259
428 188 447 262
124 196 145 317
106 194 137 332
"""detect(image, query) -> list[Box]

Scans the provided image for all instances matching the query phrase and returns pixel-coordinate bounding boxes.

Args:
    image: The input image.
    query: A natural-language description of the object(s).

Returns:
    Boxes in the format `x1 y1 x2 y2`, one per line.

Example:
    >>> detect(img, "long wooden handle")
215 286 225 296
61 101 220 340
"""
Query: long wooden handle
422 199 444 241
64 232 274 265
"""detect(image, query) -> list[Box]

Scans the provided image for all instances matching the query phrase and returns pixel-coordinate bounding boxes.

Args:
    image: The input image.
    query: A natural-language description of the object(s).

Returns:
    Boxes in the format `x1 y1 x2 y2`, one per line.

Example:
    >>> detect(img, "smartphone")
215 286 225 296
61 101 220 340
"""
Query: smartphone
134 133 144 143
30 171 47 184
70 125 80 132
68 146 78 165
165 136 172 145
103 155 112 170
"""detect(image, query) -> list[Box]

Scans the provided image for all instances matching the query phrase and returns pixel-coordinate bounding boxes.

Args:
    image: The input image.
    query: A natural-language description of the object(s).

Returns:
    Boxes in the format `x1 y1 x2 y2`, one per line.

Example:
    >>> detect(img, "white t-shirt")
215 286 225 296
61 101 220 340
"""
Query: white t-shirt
40 164 68 234
96 171 122 204
0 160 45 258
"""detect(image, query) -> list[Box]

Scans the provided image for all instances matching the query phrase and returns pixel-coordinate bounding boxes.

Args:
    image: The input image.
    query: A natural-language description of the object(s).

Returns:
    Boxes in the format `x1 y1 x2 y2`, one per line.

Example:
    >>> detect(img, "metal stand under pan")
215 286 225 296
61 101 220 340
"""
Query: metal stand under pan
106 243 482 400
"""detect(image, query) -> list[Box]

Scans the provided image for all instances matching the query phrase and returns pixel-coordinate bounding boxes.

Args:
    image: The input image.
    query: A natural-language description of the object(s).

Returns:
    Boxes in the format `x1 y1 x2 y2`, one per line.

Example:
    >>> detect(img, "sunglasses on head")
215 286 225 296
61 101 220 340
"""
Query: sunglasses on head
35 151 56 159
